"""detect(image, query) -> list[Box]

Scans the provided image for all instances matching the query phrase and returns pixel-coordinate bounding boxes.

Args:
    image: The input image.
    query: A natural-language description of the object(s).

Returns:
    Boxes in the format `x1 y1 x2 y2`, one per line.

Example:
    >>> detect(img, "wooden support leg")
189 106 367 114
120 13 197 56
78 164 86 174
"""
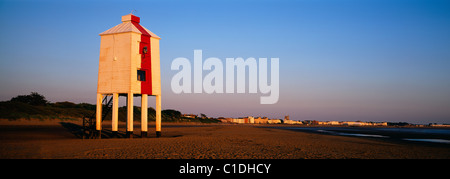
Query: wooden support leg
126 93 134 138
141 94 148 138
156 95 161 137
96 93 103 139
112 93 119 138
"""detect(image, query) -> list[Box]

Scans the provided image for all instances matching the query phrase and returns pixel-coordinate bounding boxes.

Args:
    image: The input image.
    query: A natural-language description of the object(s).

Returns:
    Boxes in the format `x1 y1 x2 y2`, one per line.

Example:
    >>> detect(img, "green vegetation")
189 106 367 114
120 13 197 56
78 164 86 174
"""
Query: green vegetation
0 92 220 123
10 92 49 106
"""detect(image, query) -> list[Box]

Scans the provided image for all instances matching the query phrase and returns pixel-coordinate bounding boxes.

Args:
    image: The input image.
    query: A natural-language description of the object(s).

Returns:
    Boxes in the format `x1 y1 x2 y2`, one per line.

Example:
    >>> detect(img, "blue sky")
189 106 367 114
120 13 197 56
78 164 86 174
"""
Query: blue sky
0 0 449 124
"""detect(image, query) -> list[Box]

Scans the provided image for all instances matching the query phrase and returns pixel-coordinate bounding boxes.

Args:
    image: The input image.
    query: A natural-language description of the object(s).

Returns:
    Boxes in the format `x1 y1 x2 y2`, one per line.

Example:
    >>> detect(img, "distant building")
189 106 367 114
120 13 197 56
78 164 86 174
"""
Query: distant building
429 124 450 127
223 118 233 123
231 118 245 124
218 117 227 123
327 121 340 125
285 120 302 124
343 121 363 126
268 119 282 124
182 114 197 118
341 121 388 126
254 117 269 124
375 122 388 126
243 117 249 124
248 116 255 124
284 116 302 125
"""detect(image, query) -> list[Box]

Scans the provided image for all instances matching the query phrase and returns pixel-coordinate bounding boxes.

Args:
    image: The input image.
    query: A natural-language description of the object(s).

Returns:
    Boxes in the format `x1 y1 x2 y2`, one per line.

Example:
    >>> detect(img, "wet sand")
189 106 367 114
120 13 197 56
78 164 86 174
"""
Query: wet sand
0 120 449 159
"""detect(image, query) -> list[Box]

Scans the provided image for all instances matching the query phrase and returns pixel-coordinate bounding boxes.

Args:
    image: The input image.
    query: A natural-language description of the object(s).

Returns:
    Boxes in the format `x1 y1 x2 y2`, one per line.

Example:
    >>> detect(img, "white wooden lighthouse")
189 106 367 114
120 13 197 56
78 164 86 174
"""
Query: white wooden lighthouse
96 13 161 138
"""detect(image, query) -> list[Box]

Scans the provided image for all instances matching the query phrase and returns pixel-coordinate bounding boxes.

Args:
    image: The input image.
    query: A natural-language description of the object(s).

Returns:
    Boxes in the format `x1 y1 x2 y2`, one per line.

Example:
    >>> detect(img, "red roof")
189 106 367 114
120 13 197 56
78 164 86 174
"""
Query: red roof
99 14 160 39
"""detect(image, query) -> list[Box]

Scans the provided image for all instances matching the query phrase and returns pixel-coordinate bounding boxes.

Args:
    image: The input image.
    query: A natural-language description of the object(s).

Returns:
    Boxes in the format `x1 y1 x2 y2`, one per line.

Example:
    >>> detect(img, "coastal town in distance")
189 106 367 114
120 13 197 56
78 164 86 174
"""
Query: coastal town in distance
182 114 450 128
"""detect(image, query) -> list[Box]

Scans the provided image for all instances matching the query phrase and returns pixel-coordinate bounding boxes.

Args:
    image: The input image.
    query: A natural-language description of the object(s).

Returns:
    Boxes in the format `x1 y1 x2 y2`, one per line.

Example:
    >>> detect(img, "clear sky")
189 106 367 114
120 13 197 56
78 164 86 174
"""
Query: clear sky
0 0 449 124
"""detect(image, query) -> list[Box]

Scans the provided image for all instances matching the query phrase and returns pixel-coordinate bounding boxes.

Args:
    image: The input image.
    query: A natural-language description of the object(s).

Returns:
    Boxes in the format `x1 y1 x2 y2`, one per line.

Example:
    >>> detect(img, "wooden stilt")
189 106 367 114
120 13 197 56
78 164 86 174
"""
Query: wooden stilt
112 93 119 138
96 93 103 139
141 94 148 138
156 94 161 137
127 92 134 138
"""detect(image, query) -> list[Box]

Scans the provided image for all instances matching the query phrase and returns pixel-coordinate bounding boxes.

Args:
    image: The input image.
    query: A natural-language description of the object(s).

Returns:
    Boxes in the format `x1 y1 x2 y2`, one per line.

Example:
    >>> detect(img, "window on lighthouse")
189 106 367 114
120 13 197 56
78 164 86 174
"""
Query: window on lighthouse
137 70 146 81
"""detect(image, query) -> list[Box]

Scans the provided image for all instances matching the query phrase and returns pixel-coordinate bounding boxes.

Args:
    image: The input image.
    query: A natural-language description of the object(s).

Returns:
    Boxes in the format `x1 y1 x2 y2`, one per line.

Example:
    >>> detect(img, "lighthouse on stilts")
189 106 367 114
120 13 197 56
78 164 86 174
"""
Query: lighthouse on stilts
94 13 161 138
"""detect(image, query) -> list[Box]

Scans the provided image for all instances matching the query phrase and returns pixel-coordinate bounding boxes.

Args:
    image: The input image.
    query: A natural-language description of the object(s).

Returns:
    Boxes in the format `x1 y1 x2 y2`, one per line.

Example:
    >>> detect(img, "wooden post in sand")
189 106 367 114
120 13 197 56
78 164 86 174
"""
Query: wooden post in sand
112 93 119 137
126 93 134 138
141 94 148 137
95 93 102 138
156 95 161 137
97 14 161 139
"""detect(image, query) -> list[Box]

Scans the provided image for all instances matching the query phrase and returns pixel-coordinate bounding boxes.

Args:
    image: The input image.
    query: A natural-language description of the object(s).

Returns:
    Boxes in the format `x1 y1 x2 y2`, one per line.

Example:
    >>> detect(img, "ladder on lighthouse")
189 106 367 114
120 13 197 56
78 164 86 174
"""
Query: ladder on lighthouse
82 96 113 139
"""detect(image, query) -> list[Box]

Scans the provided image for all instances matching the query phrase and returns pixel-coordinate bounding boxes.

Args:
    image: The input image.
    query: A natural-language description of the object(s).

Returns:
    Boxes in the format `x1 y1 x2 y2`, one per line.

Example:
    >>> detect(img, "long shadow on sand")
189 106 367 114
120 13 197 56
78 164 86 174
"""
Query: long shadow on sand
59 122 135 139
59 122 85 139
59 122 182 139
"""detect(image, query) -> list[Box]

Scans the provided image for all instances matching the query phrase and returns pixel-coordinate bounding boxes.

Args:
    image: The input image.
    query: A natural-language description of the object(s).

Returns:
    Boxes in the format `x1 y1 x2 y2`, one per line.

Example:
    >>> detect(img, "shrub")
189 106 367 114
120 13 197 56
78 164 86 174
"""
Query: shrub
10 92 49 106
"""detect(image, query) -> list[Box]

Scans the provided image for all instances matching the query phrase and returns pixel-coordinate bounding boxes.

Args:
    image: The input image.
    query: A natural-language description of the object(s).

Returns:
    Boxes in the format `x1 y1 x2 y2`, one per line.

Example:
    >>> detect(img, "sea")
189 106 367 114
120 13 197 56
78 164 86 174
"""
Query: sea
268 126 450 145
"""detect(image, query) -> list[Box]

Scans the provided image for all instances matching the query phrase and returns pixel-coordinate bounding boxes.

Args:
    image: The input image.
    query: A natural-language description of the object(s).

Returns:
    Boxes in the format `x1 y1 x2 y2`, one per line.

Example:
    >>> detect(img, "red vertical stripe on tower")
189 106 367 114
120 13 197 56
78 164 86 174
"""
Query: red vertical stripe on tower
133 21 152 95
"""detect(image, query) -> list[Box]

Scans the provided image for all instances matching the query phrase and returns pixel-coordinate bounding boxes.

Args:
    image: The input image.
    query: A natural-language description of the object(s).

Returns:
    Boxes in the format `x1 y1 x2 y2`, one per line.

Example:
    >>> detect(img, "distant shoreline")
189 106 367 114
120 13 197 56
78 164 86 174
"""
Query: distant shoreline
1 118 449 130
1 121 449 159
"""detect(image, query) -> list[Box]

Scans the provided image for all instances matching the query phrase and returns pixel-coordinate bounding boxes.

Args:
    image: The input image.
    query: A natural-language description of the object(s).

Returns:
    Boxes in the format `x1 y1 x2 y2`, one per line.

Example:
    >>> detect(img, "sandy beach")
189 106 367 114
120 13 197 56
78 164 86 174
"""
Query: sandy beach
0 119 449 159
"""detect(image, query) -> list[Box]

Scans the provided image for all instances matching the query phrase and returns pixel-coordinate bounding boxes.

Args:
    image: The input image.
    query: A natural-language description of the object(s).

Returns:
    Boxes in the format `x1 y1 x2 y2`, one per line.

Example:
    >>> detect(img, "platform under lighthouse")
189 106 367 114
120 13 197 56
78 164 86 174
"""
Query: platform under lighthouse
96 13 161 138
